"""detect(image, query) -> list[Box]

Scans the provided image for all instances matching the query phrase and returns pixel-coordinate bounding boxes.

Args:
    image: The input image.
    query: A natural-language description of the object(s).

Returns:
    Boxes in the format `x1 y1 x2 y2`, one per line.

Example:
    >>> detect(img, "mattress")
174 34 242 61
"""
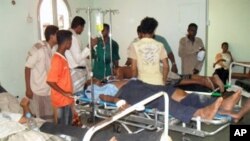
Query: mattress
235 79 250 92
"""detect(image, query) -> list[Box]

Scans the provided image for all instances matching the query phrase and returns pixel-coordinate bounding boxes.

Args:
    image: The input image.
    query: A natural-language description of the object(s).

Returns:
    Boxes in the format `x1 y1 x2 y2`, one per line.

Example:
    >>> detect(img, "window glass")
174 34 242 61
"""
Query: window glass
39 0 70 40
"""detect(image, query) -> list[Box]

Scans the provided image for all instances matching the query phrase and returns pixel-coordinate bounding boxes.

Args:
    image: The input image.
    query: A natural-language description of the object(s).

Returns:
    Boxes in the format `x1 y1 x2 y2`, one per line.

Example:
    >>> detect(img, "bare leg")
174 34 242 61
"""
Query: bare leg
99 94 130 110
220 89 241 112
229 98 250 122
20 97 31 116
179 75 215 90
19 97 31 123
194 97 223 120
99 94 120 103
211 74 224 93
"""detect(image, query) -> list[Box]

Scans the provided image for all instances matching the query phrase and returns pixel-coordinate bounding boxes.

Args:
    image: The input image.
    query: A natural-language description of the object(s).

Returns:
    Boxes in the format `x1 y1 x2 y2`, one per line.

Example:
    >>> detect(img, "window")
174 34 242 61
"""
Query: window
38 0 70 40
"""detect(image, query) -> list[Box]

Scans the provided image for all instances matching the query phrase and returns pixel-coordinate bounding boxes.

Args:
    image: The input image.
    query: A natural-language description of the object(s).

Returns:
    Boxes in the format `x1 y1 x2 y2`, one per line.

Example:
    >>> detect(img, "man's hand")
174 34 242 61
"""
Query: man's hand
193 68 200 75
90 37 98 48
25 88 33 99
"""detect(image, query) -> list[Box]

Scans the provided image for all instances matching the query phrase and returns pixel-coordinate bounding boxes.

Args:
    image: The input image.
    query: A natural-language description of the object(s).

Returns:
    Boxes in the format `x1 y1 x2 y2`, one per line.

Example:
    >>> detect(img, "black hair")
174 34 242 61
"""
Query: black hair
44 25 59 41
137 25 142 33
103 23 110 31
188 23 198 29
56 30 72 46
71 16 86 29
222 42 229 47
140 17 158 34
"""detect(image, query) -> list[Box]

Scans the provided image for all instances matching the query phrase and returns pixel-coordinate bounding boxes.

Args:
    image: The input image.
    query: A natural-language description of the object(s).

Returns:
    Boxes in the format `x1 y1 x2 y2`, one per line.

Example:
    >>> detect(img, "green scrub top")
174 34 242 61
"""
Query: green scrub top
154 35 172 54
92 37 120 80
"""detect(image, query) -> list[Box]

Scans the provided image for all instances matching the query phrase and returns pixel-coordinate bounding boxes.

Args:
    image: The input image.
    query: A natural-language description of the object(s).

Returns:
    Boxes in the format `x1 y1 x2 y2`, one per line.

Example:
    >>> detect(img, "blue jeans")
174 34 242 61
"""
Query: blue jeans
57 105 72 125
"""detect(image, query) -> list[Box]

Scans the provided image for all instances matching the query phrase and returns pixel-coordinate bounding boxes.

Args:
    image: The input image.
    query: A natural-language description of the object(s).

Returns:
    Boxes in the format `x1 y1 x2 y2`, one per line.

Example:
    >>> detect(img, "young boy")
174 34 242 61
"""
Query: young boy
47 30 74 125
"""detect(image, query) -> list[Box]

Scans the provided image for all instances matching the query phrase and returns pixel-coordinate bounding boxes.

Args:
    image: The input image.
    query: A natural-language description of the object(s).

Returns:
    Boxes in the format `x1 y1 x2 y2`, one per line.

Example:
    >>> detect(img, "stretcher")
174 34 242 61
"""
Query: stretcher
76 91 232 138
229 62 250 99
80 91 171 141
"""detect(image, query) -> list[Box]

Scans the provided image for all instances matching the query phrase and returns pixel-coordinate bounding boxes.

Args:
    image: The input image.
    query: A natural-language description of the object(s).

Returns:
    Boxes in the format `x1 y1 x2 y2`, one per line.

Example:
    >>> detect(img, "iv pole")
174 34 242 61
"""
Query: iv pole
103 9 119 77
76 7 101 124
75 7 118 124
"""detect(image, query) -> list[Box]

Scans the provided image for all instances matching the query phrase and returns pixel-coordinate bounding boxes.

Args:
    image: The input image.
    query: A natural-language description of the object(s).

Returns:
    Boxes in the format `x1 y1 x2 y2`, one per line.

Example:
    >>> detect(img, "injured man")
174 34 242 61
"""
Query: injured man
84 78 241 123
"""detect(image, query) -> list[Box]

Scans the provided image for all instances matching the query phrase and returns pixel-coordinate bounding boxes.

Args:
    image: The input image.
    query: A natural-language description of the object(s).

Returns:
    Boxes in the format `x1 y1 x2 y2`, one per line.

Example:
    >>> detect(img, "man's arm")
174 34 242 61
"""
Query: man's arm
131 59 137 78
162 58 169 83
167 52 178 73
25 67 33 99
69 36 90 65
47 81 73 98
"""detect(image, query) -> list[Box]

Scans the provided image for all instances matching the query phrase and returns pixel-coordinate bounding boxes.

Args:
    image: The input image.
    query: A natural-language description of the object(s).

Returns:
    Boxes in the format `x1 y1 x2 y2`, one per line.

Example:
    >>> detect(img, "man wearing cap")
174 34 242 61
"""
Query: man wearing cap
178 23 205 75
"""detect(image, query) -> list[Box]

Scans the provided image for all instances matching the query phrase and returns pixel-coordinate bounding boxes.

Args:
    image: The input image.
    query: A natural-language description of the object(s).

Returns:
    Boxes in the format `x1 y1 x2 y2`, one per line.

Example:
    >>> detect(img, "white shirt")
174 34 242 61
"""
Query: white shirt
25 41 54 96
65 29 90 69
215 53 232 70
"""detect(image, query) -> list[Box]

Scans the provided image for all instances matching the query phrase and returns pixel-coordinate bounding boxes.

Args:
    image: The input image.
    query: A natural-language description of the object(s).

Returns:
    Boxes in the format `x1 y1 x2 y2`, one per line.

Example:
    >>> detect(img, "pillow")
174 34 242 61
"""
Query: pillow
0 92 22 114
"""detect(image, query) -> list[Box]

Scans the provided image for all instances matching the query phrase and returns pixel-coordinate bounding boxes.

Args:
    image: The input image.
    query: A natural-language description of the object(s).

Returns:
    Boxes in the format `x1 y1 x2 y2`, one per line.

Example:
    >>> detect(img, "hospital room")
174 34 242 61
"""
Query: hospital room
1 0 250 140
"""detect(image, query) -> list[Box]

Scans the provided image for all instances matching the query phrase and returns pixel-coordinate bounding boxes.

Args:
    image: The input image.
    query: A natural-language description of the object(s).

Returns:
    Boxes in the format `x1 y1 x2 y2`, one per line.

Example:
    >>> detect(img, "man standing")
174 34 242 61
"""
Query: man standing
65 16 90 93
92 23 120 80
25 25 59 121
178 23 205 75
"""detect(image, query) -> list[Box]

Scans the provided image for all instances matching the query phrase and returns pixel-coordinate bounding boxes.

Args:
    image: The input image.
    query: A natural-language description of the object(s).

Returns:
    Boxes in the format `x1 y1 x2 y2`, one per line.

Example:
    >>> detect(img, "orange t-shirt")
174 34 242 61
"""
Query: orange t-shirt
47 53 73 107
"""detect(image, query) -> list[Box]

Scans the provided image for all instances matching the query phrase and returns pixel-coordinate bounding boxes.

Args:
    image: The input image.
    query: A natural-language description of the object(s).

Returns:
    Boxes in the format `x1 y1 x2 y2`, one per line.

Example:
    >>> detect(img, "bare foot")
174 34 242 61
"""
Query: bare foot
20 97 30 108
227 112 243 123
220 89 241 112
212 74 225 93
18 116 27 124
195 97 223 120
109 136 118 141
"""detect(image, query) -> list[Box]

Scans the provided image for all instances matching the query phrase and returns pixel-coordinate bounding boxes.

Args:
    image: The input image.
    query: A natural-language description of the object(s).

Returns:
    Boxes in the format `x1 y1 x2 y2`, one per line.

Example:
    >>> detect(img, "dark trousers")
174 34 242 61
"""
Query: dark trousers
57 105 73 125
117 80 216 123
214 68 229 84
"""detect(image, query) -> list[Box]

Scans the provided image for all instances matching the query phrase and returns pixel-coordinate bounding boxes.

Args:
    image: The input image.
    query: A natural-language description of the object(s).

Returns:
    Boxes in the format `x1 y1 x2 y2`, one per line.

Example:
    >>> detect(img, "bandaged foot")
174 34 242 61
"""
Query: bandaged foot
116 100 129 111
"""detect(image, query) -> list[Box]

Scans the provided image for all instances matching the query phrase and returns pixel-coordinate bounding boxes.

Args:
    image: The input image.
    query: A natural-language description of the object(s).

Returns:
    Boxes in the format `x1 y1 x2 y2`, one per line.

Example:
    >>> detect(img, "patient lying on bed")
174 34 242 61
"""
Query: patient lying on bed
114 66 225 93
86 79 240 123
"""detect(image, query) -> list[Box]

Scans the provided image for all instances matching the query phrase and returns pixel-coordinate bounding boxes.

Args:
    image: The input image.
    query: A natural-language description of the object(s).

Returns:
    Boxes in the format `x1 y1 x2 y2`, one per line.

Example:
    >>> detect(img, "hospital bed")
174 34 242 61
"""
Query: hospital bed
76 88 232 138
228 61 250 99
0 84 171 141
82 91 171 141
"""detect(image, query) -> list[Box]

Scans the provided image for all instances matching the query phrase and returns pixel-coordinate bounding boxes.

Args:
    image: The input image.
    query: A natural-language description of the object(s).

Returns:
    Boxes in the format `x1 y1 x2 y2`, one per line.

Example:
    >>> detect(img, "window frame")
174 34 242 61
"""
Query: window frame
37 0 72 40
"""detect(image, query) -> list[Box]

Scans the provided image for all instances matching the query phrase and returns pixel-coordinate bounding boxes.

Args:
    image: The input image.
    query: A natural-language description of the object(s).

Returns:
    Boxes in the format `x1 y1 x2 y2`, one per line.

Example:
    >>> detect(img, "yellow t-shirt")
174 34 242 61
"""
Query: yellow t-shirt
129 38 168 85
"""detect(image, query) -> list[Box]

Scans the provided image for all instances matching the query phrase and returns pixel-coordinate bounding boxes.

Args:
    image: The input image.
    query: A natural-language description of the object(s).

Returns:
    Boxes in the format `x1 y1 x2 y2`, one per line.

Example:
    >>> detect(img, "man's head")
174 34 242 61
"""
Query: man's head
71 16 86 34
187 23 198 38
44 25 59 43
101 23 110 37
221 42 229 53
137 25 142 39
56 30 72 50
140 17 158 35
